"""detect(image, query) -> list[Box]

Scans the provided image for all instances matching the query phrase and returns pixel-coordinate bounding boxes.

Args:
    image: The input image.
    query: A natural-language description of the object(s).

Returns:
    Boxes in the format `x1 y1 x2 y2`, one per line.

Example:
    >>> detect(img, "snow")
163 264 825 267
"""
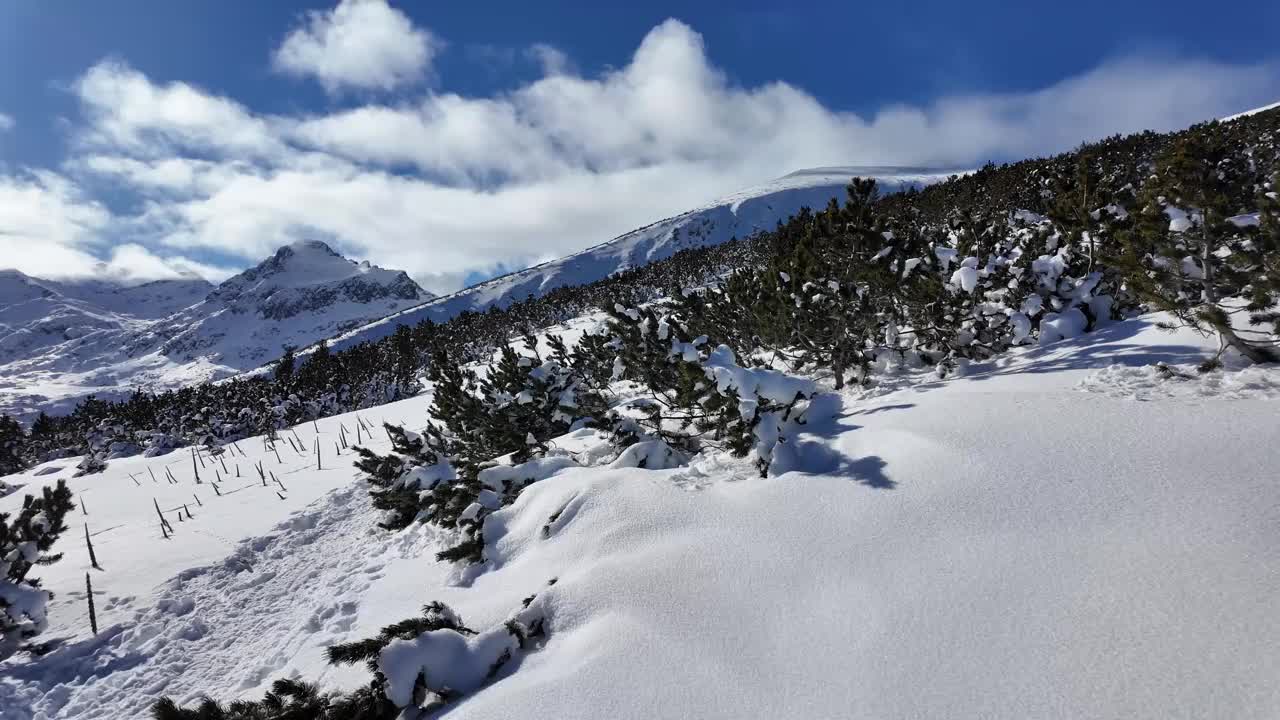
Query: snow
1039 307 1088 344
478 456 578 493
950 265 979 293
2 313 1279 719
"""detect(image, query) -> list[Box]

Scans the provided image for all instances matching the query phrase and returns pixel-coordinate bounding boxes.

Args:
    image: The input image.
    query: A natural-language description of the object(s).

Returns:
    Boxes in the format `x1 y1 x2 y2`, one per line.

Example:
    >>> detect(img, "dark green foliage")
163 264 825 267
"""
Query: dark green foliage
151 677 393 720
354 332 611 563
327 601 473 671
352 424 447 531
0 479 75 659
273 346 297 386
0 415 25 477
1111 126 1279 364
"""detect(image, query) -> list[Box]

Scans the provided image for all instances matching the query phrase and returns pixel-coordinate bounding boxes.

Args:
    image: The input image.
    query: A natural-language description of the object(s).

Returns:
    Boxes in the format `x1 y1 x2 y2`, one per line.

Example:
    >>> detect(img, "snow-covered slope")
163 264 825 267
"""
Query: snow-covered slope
1223 99 1280 121
2 312 1277 719
0 242 430 421
318 166 961 356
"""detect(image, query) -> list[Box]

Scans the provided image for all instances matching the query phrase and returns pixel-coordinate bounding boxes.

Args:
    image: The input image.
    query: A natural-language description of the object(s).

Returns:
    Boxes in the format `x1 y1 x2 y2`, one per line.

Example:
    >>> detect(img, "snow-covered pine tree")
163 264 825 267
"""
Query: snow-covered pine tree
0 415 27 476
0 479 75 660
606 304 814 475
352 424 462 531
1112 128 1279 366
1243 174 1280 346
273 345 297 386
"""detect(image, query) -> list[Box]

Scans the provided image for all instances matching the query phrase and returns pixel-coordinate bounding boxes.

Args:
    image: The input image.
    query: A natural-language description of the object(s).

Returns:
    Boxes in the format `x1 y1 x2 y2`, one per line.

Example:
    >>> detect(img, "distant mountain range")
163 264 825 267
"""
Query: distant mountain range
0 241 430 420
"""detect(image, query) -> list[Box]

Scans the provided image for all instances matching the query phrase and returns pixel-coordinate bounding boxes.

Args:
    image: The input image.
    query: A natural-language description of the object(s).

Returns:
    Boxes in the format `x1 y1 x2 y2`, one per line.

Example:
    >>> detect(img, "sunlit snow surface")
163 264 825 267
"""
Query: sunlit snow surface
2 313 1277 720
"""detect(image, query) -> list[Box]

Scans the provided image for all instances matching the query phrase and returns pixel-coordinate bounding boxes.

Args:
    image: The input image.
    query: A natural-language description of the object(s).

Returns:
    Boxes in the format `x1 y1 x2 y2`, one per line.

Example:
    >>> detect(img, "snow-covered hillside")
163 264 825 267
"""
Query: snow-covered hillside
316 166 960 356
0 242 430 421
2 312 1276 719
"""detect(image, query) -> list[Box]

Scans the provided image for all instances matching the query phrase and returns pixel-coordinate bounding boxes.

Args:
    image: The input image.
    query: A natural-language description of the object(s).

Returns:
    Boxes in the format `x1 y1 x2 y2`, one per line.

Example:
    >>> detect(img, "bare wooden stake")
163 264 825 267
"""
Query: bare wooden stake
193 493 203 507
84 524 102 570
86 573 99 635
196 447 206 469
183 503 193 520
148 467 158 483
129 473 141 486
276 491 286 500
215 469 222 483
219 454 228 473
212 483 222 497
315 438 321 470
80 496 87 516
191 449 202 484
154 498 173 535
236 464 241 478
273 445 283 463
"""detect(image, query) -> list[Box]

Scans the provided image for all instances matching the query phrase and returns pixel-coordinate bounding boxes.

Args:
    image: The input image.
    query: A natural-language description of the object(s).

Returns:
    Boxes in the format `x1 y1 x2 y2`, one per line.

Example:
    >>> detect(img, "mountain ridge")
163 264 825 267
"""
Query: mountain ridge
309 165 962 360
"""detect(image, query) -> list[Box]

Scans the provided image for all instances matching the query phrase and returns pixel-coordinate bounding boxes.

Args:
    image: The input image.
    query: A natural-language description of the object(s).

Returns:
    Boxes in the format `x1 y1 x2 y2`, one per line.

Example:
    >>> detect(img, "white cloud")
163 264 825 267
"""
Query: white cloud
0 170 109 250
527 43 573 77
74 60 283 159
273 0 441 94
0 113 13 132
3 19 1278 294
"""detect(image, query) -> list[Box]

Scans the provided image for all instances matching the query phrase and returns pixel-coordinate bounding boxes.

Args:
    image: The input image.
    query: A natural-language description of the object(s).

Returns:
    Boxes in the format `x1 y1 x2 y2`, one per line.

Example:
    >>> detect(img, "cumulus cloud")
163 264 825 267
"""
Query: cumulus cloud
2 19 1277 293
0 170 108 251
527 43 573 77
75 60 284 159
273 0 441 93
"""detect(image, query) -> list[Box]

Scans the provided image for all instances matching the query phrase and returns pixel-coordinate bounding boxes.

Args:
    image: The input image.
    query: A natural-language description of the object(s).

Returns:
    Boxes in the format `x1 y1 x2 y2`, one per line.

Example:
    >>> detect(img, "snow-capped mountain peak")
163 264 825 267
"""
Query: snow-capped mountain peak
0 243 431 420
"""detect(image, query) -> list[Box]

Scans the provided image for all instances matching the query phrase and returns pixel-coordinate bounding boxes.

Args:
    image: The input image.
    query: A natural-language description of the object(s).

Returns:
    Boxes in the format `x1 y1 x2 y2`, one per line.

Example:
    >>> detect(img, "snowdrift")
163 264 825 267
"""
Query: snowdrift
1 314 1277 719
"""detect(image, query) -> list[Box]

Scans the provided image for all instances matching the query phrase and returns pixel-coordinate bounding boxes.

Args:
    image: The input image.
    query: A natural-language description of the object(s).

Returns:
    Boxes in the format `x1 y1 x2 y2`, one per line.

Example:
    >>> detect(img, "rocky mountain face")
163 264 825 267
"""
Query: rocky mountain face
0 241 430 420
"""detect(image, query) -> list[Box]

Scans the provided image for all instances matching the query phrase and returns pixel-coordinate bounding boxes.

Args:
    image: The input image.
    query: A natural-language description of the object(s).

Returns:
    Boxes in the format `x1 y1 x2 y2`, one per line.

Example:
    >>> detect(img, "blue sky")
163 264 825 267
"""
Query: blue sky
2 0 1278 291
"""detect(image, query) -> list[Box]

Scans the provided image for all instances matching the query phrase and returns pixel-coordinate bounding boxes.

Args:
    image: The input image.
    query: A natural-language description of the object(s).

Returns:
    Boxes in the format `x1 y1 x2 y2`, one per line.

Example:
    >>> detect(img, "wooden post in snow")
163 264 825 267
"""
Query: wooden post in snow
154 498 173 538
84 524 102 570
86 573 98 636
